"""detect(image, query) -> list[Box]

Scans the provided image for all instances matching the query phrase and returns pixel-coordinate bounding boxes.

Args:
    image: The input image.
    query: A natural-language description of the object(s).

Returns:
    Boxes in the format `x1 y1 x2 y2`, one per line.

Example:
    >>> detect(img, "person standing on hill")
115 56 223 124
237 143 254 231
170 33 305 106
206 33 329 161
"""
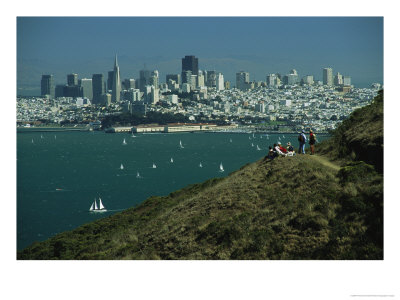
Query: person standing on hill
298 130 307 154
309 130 316 155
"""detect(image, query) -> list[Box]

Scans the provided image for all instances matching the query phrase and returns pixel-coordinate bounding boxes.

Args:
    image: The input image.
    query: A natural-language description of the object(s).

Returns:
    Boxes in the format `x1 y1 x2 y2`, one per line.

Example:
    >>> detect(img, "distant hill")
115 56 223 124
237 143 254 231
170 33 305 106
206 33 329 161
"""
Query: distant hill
18 91 383 260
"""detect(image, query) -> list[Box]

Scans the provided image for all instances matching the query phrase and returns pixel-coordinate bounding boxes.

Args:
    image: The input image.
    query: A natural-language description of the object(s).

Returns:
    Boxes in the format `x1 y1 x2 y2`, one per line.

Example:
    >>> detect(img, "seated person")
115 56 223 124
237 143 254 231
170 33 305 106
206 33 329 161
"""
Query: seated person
278 142 288 154
286 142 296 156
263 146 276 161
274 143 287 156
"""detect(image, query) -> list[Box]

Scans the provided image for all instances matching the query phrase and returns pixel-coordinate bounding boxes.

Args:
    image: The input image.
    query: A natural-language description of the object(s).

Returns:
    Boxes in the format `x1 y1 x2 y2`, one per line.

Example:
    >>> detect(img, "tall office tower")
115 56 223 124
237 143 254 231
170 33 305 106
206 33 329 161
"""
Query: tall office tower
150 70 159 88
166 74 181 86
182 55 198 76
334 72 343 86
343 76 351 86
41 75 54 98
181 70 192 84
67 73 78 86
216 73 224 91
92 74 105 104
236 71 250 90
197 70 205 88
79 78 93 100
123 79 135 90
323 68 333 86
266 74 278 87
139 69 153 92
107 71 114 92
112 55 121 102
206 70 217 87
55 85 65 98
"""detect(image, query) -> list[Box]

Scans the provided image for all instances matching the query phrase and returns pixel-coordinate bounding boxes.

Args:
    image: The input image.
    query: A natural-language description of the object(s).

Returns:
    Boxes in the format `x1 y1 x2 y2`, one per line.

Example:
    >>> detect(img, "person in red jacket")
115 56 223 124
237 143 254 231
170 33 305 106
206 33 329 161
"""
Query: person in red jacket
278 142 287 154
309 130 316 155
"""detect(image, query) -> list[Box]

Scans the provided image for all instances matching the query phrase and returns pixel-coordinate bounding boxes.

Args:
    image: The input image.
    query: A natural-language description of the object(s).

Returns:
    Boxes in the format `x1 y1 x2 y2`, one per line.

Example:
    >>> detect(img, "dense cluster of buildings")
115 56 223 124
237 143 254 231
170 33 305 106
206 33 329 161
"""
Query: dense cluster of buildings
19 55 381 132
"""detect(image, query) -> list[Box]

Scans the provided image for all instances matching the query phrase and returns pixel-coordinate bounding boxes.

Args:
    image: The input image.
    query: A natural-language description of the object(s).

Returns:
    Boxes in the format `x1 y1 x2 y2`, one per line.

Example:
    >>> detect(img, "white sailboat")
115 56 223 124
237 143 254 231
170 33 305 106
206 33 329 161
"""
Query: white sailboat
219 162 224 172
230 138 232 143
282 135 285 138
41 134 44 139
122 138 127 145
120 164 124 170
199 162 203 168
170 157 174 163
136 171 141 178
256 145 261 151
179 140 184 148
89 198 107 212
152 163 157 169
131 133 136 138
31 138 34 144
251 143 254 147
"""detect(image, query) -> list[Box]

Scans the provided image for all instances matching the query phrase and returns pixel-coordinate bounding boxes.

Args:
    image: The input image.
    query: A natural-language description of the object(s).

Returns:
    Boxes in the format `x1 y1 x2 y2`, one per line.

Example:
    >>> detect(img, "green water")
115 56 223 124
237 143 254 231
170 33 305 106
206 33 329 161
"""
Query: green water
17 131 327 250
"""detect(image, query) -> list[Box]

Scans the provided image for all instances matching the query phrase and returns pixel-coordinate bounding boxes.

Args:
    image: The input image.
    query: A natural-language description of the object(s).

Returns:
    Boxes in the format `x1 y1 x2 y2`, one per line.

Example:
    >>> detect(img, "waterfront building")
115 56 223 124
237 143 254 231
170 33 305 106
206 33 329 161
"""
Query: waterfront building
79 78 93 100
323 68 333 86
216 73 224 91
182 55 199 76
236 71 250 90
67 73 78 86
41 74 54 99
92 74 105 105
111 55 121 102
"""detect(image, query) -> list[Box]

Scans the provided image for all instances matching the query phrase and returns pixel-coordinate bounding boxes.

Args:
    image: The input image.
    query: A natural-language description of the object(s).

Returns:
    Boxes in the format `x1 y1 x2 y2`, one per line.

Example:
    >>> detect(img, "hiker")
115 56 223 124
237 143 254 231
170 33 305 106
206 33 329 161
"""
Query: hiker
287 142 295 156
298 130 307 154
274 143 287 156
309 130 316 155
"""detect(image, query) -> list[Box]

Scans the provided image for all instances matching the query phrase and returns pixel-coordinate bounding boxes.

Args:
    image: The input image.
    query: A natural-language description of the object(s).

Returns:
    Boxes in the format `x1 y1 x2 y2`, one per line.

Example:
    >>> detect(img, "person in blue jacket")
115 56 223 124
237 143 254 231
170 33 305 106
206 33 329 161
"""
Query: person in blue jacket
298 130 307 154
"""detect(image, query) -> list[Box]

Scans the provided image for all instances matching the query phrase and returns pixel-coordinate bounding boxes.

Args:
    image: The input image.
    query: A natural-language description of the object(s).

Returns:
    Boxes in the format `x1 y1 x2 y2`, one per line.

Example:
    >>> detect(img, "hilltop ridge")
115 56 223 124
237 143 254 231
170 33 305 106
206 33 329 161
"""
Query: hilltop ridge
18 91 383 260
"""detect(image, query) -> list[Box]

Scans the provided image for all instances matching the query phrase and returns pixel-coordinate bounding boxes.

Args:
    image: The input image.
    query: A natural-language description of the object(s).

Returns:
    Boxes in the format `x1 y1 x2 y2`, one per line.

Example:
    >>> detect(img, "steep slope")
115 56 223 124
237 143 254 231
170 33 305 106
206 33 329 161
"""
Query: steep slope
18 91 384 260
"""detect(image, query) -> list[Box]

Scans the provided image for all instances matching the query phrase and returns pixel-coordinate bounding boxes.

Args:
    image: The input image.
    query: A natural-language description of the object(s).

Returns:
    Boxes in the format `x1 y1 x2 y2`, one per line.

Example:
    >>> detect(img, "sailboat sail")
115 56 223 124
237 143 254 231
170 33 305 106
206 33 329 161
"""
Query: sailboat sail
89 202 94 211
123 138 127 145
136 171 140 178
99 198 105 210
94 199 98 210
153 163 156 168
199 162 203 168
179 140 184 148
220 162 224 172
120 164 124 170
171 158 174 163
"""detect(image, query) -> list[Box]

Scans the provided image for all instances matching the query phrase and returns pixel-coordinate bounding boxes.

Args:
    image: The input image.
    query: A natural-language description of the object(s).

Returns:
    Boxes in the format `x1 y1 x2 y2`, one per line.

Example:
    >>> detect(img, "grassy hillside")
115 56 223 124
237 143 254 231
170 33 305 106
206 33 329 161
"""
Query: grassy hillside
18 91 383 260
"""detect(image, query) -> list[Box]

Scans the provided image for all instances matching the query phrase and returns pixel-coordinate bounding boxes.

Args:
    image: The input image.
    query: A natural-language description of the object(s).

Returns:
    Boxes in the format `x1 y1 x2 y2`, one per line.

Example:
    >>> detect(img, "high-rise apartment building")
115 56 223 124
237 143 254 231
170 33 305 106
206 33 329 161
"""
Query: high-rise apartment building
92 74 105 104
111 55 121 102
67 73 78 86
236 71 250 91
206 70 217 88
41 75 54 98
334 73 343 86
323 68 333 86
182 55 198 76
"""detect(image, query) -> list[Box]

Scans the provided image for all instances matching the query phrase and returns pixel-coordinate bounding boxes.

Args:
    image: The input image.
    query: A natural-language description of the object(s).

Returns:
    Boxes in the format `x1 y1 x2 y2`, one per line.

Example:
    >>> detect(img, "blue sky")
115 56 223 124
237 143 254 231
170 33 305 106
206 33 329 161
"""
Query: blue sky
17 17 383 94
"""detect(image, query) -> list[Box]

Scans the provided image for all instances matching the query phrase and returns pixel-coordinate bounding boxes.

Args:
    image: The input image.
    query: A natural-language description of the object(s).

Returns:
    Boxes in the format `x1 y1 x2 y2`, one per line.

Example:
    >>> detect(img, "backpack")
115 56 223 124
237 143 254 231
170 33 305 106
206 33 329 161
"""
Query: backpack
298 134 304 143
310 133 316 143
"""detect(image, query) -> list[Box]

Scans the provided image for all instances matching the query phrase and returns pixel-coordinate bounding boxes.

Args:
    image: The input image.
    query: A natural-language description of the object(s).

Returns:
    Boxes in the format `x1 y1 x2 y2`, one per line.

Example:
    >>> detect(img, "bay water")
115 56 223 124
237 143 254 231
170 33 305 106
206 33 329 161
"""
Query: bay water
17 131 328 250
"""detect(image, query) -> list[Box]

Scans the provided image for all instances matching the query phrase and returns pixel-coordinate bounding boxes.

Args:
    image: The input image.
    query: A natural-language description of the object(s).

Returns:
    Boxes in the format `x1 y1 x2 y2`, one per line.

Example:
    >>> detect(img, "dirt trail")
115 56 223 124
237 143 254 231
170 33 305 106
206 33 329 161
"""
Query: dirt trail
308 154 341 171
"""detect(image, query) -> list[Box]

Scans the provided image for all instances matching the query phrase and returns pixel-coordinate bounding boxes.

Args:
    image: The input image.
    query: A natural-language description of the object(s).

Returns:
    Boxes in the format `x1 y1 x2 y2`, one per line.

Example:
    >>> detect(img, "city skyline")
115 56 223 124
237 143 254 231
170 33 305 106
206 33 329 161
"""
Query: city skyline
17 17 383 95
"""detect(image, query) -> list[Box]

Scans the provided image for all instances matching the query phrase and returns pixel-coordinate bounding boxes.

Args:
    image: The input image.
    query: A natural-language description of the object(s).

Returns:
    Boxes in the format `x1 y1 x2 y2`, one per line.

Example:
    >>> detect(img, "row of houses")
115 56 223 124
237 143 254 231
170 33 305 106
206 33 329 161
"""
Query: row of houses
105 123 238 133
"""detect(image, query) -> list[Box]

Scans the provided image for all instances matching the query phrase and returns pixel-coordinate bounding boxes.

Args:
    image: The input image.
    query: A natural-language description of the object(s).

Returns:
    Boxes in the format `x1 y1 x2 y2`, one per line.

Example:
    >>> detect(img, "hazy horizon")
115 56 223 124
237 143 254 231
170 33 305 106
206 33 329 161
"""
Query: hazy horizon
17 17 383 95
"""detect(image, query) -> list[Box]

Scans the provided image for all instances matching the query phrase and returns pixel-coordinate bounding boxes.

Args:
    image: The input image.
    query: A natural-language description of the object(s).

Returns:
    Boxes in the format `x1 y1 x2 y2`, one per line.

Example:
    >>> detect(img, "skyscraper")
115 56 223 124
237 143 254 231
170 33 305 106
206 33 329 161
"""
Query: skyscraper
139 69 152 92
112 55 121 102
323 68 333 86
79 78 93 100
41 75 54 98
92 74 105 104
182 55 198 76
67 73 78 86
107 71 114 92
334 72 343 86
216 73 224 91
236 71 250 91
